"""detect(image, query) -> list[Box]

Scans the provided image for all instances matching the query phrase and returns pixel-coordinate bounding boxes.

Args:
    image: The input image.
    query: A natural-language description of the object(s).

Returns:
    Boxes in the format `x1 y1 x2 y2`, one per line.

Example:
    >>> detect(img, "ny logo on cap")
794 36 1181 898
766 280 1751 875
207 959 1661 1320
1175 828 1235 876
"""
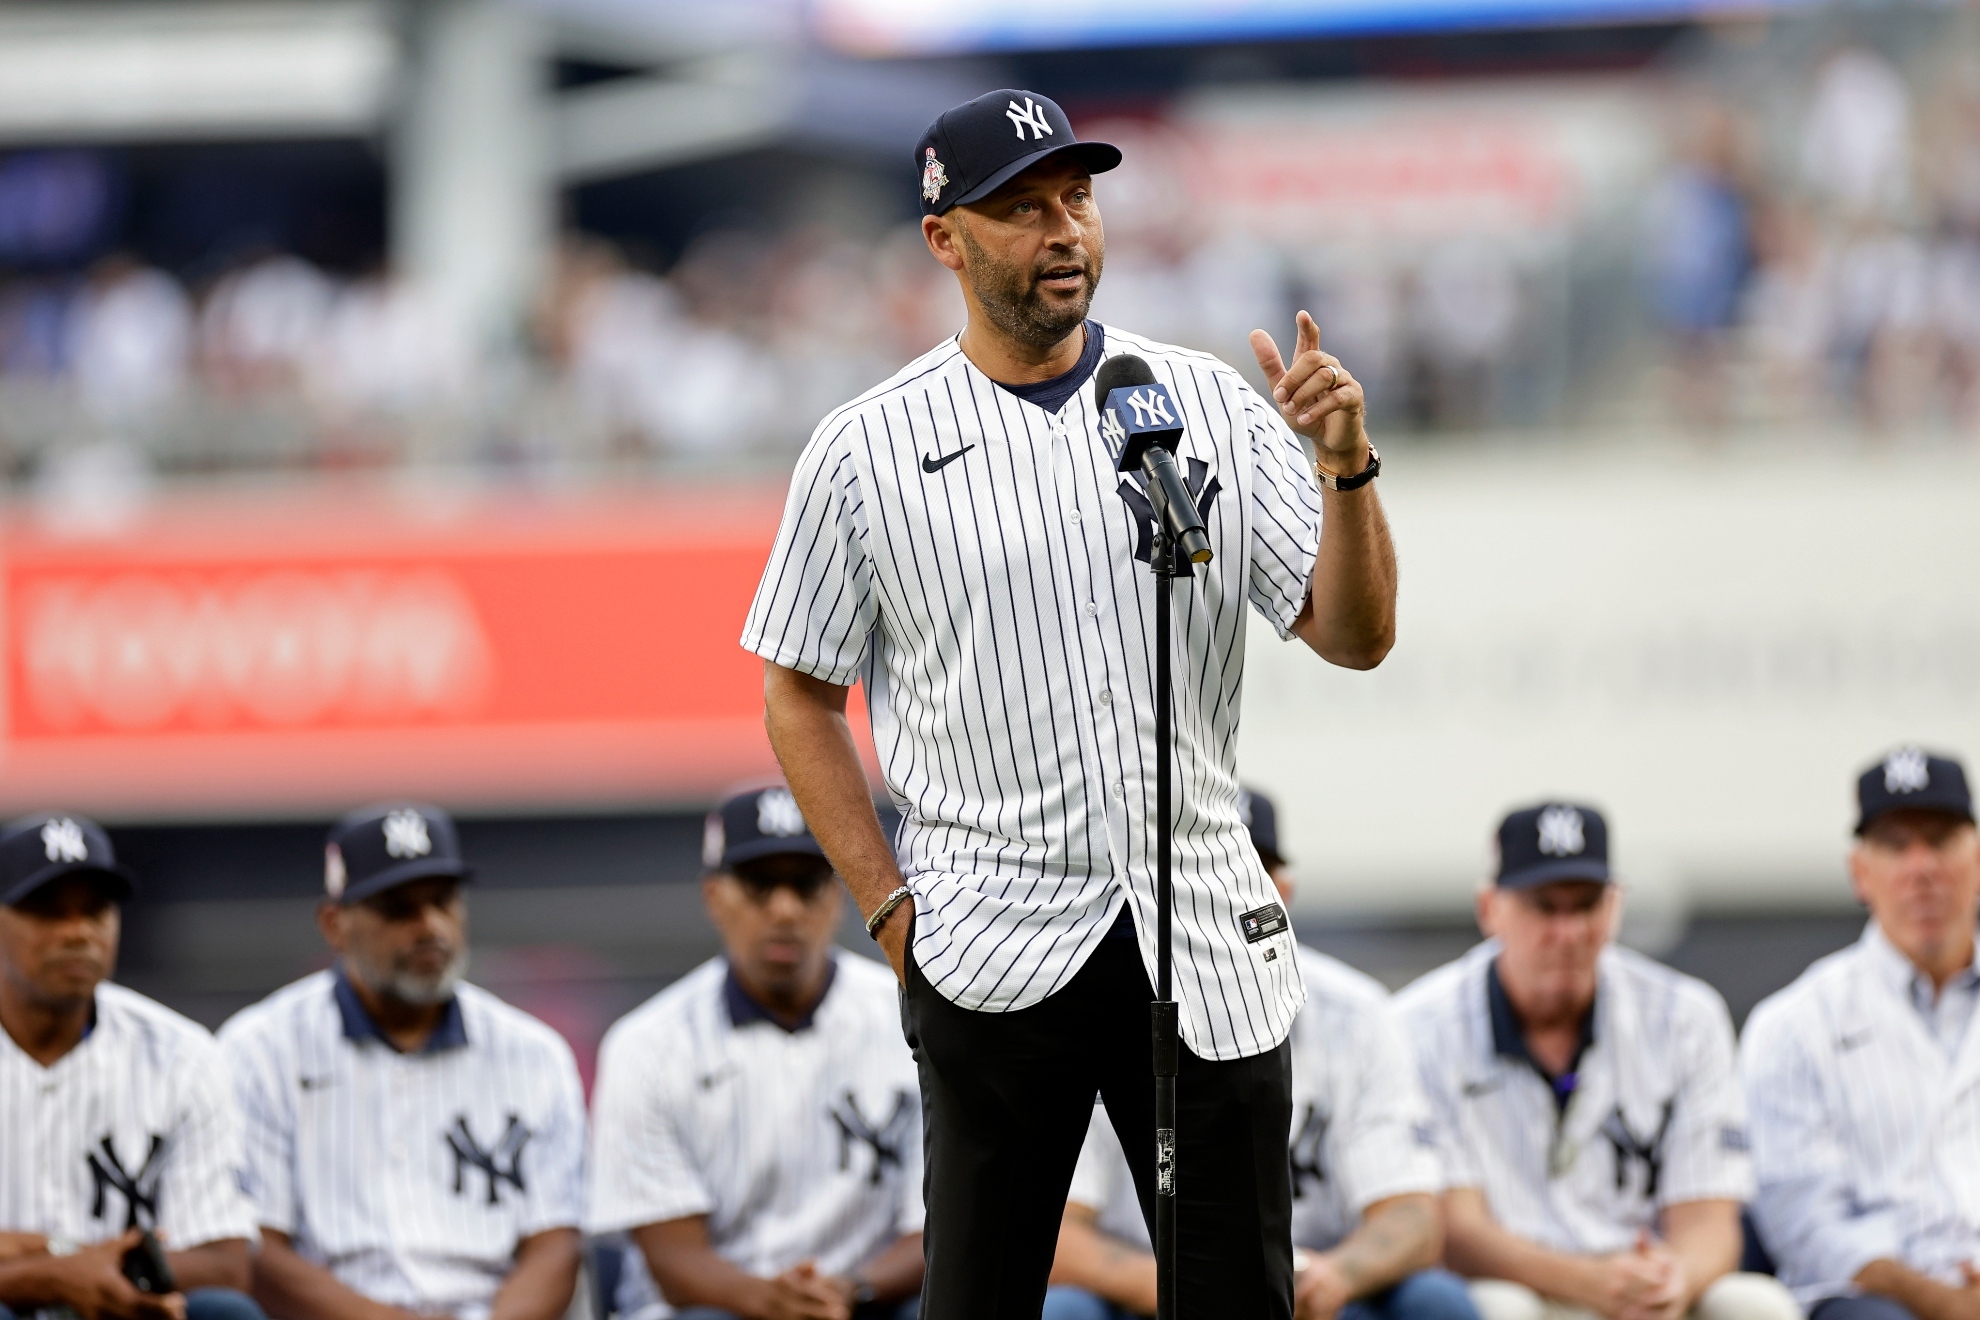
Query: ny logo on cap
1537 805 1585 857
383 809 432 859
1885 748 1930 794
41 818 88 864
1125 388 1175 427
1006 96 1053 141
757 788 807 838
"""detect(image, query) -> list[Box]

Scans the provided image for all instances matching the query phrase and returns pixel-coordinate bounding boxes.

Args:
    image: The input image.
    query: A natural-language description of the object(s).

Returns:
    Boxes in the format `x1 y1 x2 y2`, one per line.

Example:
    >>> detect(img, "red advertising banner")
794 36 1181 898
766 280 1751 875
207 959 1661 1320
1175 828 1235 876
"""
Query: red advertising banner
0 481 821 818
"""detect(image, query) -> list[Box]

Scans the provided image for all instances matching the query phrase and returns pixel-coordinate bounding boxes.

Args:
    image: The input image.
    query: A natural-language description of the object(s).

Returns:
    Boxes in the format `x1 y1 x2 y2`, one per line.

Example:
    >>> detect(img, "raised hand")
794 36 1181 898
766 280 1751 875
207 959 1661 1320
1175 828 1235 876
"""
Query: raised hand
1249 310 1368 470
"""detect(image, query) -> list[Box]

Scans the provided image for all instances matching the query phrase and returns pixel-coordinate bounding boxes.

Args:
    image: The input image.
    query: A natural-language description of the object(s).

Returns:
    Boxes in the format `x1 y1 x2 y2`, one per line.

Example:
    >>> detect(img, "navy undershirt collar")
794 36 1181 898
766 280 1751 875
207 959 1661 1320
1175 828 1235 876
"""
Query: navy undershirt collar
1487 957 1595 1114
723 955 838 1033
333 963 468 1055
993 322 1105 415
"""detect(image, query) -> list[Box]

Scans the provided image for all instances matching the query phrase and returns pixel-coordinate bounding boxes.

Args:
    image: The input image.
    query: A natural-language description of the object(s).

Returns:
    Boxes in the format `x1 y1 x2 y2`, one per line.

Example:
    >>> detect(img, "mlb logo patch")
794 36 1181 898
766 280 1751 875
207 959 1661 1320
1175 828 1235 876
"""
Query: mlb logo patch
1240 903 1288 944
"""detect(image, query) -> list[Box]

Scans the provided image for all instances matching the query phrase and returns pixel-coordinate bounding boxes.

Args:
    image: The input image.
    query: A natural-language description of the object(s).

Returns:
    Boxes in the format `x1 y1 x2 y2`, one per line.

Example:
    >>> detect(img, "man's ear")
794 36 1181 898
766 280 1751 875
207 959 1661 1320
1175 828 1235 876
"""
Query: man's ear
315 901 346 955
1846 845 1874 908
1474 885 1498 939
923 213 966 273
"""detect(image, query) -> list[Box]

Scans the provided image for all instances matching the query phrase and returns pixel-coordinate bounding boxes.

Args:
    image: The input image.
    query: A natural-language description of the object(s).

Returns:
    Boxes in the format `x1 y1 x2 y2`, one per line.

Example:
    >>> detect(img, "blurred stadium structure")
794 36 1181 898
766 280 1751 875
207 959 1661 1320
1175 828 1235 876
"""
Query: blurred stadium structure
1 0 1977 1055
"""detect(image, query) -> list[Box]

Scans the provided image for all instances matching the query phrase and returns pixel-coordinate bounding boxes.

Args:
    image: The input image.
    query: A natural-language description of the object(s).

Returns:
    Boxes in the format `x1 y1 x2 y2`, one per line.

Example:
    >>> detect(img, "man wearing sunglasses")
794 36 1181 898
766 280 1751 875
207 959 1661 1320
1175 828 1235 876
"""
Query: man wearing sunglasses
1743 748 1980 1320
587 785 924 1320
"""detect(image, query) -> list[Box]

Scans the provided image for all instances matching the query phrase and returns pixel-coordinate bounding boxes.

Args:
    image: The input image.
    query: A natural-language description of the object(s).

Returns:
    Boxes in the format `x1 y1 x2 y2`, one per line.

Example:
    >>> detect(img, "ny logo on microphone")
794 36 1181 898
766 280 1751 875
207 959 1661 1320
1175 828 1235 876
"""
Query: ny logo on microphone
446 1114 532 1206
1124 389 1174 428
1099 409 1128 462
1116 459 1220 576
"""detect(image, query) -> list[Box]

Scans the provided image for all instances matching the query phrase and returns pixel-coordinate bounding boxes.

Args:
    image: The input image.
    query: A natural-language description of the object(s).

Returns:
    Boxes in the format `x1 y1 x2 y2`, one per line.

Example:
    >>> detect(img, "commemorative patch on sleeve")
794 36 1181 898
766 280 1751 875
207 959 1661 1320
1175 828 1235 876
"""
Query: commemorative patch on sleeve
1240 903 1289 944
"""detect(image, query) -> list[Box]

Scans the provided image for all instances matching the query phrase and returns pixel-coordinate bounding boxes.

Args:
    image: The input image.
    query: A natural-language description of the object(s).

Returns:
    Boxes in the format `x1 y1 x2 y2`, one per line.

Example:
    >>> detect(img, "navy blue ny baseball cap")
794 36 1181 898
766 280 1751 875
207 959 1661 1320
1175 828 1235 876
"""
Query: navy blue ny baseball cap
325 803 473 905
703 785 828 874
0 813 136 907
1855 747 1974 835
917 89 1121 217
1240 787 1286 867
1496 802 1611 889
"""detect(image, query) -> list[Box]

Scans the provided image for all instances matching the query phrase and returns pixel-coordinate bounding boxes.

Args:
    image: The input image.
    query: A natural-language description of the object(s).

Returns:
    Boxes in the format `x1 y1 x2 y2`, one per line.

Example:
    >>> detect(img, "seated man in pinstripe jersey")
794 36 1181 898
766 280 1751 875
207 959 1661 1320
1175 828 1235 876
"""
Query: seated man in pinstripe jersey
220 804 586 1320
1395 804 1796 1320
0 812 264 1320
585 786 923 1320
1742 749 1980 1320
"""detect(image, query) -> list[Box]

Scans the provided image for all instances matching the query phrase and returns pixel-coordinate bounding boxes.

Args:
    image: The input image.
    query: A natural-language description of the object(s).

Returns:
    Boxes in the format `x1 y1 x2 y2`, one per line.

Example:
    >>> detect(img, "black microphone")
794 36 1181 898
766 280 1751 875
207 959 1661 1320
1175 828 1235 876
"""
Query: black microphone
1092 355 1213 565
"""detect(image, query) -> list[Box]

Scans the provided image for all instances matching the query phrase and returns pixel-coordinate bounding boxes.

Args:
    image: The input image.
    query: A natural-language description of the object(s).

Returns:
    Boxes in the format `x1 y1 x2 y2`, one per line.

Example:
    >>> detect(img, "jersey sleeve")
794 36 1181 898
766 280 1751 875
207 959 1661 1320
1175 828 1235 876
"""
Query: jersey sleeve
159 1032 260 1248
584 1023 715 1234
1655 988 1755 1207
218 1016 299 1236
517 1035 588 1238
740 417 878 684
1326 1001 1444 1215
1740 1000 1897 1289
1398 998 1482 1192
1240 388 1324 641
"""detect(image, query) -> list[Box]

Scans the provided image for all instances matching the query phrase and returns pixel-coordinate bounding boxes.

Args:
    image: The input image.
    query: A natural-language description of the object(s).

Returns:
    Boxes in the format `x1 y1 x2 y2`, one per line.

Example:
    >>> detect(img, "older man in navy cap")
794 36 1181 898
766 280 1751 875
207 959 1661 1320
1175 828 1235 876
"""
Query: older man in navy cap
0 813 264 1320
221 804 586 1320
587 785 923 1320
1743 748 1980 1320
1398 804 1794 1320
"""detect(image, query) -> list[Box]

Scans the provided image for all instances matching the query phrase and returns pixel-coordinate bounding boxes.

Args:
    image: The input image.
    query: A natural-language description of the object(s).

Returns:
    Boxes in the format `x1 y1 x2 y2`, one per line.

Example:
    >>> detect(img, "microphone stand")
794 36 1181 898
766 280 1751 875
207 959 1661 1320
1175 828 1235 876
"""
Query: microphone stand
1147 514 1181 1320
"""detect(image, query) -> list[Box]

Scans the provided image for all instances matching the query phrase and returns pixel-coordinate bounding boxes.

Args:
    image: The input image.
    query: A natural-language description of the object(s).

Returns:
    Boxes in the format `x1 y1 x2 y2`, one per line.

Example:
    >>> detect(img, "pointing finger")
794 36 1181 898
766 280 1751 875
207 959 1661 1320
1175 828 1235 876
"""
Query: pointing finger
1296 309 1322 358
1249 329 1287 389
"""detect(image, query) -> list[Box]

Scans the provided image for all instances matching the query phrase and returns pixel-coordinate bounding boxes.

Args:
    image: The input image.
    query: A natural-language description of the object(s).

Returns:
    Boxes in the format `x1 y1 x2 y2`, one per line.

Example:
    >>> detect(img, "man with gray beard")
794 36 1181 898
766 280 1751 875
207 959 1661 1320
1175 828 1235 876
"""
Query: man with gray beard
220 805 586 1320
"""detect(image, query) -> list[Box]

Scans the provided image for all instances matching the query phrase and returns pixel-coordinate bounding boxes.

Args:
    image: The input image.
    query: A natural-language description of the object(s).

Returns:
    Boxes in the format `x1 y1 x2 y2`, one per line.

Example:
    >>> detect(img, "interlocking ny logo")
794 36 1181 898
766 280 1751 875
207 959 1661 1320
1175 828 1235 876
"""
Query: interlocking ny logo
830 1090 913 1186
1601 1100 1674 1199
1536 805 1585 857
756 788 807 837
1886 748 1931 793
1124 389 1175 427
88 1134 165 1230
1099 408 1127 455
41 817 88 864
1005 96 1053 141
1289 1103 1329 1198
446 1114 531 1206
1115 458 1221 576
383 809 432 859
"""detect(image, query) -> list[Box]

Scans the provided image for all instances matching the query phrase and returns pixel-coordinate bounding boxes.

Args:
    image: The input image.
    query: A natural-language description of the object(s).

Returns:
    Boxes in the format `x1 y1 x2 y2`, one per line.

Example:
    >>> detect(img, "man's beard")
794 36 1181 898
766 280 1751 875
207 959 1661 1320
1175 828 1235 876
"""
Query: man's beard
958 224 1102 351
349 943 468 1007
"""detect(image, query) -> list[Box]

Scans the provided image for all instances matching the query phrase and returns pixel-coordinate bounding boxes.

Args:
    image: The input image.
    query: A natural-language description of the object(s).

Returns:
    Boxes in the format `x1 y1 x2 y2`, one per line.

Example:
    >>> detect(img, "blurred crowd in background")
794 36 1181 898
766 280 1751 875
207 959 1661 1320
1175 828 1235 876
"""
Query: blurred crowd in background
4 11 1980 485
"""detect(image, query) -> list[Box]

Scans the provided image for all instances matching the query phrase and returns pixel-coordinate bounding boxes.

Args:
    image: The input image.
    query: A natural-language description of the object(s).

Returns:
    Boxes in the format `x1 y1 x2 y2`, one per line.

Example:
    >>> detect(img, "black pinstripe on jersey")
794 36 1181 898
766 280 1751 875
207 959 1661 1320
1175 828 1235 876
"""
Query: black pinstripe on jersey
743 327 1322 1061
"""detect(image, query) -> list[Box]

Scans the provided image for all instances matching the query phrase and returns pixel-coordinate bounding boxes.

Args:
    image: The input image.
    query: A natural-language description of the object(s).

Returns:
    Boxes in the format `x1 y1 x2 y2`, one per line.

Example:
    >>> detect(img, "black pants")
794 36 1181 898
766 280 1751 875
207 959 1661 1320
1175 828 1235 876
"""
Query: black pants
902 924 1294 1320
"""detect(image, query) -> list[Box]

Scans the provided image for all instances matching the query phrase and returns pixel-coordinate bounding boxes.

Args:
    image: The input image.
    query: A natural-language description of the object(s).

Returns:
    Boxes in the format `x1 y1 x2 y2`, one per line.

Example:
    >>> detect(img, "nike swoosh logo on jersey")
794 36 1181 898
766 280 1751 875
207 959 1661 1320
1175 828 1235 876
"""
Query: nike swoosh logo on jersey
921 445 975 474
1836 1030 1874 1052
298 1075 336 1090
698 1064 739 1090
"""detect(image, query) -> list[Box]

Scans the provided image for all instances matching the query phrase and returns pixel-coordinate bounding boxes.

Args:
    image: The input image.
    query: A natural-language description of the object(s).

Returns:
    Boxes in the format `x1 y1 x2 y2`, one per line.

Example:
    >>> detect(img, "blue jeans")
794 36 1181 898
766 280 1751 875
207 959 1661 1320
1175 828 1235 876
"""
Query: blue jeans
1040 1287 1135 1320
1812 1298 1919 1320
674 1303 918 1320
0 1288 266 1320
1340 1269 1481 1320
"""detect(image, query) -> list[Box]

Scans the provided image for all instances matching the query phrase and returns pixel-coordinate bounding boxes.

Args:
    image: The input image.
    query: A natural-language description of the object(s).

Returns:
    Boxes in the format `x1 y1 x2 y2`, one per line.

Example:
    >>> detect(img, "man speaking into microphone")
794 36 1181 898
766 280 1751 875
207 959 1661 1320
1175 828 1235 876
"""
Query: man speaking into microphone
742 89 1396 1319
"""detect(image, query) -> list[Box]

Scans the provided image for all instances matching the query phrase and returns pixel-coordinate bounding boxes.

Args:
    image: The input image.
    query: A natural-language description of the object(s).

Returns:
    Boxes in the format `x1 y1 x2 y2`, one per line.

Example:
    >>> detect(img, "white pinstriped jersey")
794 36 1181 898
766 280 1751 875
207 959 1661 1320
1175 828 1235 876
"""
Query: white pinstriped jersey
585 955 923 1320
1741 922 1980 1306
1065 947 1443 1254
1396 941 1753 1255
219 972 586 1320
741 325 1322 1060
0 983 257 1251
1283 948 1443 1251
